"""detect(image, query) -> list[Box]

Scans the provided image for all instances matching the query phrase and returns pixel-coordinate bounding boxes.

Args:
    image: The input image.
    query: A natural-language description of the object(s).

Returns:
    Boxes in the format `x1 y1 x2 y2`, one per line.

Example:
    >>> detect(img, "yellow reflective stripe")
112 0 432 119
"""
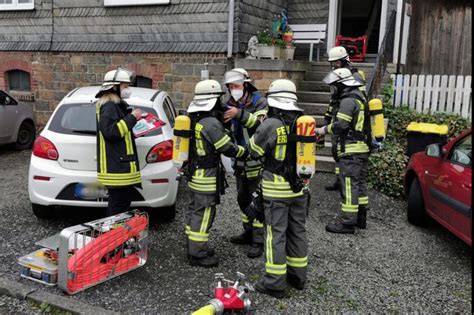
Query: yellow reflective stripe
191 177 216 183
236 146 245 158
359 196 369 205
241 213 250 223
355 100 365 132
246 170 260 178
358 70 366 80
266 225 273 264
286 256 308 268
335 167 340 175
275 144 286 160
214 135 231 150
252 221 263 228
337 112 352 122
328 124 333 134
99 132 106 173
342 204 359 212
200 207 211 234
263 190 304 198
185 225 191 235
244 113 258 128
254 109 268 117
249 138 265 156
188 182 217 192
188 230 209 242
345 177 352 206
265 263 287 275
117 120 126 138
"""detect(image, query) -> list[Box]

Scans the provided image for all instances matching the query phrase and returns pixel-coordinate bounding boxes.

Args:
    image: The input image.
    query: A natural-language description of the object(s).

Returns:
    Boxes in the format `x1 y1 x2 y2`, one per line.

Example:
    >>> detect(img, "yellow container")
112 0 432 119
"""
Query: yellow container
369 98 385 142
172 115 192 168
296 115 317 179
406 122 449 135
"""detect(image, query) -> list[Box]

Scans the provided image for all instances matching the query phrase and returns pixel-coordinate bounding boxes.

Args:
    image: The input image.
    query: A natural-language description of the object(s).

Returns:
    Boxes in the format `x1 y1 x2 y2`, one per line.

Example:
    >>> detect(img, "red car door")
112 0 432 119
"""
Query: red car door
429 133 472 246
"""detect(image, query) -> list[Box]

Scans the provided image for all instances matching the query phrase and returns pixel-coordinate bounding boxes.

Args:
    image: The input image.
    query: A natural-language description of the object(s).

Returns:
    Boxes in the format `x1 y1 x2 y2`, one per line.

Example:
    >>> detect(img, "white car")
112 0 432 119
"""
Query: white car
28 86 179 220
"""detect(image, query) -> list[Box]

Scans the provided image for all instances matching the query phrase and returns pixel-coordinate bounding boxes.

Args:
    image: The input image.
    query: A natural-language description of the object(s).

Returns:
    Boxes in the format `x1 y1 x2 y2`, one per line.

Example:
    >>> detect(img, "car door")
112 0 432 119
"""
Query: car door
429 134 472 244
0 91 19 143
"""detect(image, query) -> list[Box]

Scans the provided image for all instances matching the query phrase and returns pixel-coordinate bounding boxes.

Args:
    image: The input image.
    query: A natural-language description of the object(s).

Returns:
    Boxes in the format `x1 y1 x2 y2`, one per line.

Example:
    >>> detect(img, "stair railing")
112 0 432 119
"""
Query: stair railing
366 11 396 100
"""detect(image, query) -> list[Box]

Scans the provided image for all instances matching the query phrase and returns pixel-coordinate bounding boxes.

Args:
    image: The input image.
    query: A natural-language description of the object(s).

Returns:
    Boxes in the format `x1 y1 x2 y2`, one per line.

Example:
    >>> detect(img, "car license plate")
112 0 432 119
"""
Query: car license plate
74 183 108 200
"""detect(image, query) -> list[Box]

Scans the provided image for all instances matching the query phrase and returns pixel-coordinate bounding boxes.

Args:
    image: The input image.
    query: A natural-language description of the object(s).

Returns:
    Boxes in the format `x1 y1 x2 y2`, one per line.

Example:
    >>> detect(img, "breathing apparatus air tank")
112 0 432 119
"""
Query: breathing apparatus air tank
295 115 317 179
172 115 192 169
368 99 385 142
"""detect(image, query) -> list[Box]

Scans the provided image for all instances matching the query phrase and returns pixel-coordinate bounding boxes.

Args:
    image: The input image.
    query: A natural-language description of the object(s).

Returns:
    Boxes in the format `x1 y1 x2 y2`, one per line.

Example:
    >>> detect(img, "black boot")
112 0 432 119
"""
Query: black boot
325 220 355 234
188 255 219 268
187 248 215 260
247 243 263 258
255 281 286 299
356 206 367 229
230 231 253 245
325 179 341 191
286 274 305 290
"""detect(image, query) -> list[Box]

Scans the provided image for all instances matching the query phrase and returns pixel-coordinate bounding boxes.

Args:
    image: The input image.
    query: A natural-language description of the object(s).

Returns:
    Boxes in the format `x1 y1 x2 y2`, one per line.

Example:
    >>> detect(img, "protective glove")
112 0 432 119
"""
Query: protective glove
315 127 326 136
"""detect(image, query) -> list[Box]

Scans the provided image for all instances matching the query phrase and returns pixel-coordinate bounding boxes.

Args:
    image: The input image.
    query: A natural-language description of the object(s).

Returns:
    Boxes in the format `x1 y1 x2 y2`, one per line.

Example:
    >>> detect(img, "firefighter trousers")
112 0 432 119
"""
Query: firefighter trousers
262 191 309 291
107 186 134 216
186 192 217 258
236 175 264 245
338 153 369 225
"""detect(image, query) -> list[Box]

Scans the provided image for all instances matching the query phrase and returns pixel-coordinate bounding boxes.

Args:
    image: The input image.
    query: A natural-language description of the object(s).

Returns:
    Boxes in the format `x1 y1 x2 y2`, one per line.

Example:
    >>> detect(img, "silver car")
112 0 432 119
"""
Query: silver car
0 90 36 150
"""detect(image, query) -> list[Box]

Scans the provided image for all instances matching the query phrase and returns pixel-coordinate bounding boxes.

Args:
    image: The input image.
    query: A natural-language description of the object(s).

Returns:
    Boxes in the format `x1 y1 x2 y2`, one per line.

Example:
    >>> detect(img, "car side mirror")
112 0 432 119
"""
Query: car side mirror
4 96 11 105
426 143 443 158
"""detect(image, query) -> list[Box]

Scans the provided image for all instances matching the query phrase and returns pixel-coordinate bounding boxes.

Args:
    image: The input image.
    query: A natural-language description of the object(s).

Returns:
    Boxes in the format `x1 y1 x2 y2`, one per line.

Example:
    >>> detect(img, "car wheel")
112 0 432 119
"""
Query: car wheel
32 203 55 219
407 177 428 226
15 121 36 150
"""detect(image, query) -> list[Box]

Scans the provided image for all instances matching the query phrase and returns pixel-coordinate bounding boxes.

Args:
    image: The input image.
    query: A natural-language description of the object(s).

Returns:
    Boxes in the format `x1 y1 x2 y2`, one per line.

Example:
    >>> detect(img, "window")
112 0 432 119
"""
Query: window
104 0 169 6
163 97 176 127
133 76 153 89
0 0 34 11
450 135 472 168
7 70 31 92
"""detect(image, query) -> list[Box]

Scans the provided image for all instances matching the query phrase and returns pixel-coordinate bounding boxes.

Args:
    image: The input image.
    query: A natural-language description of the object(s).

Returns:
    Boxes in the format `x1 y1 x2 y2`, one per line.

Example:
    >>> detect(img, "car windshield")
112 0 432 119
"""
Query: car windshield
48 103 163 137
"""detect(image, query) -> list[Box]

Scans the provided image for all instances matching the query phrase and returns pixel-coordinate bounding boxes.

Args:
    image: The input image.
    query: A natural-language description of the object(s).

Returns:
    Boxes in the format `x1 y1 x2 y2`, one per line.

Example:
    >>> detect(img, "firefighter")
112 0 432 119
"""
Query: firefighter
324 46 368 192
248 79 309 298
223 68 268 258
185 79 248 268
316 68 370 233
95 67 142 217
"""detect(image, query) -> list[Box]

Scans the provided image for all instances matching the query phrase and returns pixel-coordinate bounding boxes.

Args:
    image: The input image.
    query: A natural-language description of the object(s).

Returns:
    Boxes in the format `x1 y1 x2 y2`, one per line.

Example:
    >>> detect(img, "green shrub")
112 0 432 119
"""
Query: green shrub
368 105 471 198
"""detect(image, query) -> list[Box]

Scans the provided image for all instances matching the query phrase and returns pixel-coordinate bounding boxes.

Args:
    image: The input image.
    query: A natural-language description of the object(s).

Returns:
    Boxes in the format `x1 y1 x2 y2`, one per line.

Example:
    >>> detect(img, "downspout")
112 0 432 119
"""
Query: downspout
227 0 235 59
396 0 406 74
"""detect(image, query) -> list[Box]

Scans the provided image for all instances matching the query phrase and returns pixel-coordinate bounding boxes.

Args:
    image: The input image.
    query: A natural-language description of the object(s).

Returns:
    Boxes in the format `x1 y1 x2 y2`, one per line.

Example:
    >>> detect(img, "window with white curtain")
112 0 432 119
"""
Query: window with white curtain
0 0 34 11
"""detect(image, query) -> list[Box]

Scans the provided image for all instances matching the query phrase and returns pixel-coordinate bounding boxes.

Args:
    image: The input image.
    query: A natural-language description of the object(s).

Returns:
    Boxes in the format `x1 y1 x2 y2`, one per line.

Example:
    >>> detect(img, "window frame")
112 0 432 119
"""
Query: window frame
7 69 31 92
448 134 472 169
162 97 176 128
104 0 170 7
0 0 34 11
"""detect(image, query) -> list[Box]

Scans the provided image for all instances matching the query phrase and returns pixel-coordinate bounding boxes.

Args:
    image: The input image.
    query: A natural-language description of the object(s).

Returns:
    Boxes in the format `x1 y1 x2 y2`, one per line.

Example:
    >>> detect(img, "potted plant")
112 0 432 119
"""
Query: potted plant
257 29 280 60
282 27 294 44
284 41 296 60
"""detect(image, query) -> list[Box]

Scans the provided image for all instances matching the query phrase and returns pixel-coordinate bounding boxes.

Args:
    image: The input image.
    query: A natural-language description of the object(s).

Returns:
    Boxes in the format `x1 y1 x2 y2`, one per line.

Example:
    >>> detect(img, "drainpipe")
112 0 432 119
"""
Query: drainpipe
396 0 406 74
227 0 235 59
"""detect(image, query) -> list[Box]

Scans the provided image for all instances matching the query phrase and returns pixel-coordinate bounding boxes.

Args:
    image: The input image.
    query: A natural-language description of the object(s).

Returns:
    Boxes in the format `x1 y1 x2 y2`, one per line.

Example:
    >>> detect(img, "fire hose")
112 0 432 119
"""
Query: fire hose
67 215 148 293
192 272 253 315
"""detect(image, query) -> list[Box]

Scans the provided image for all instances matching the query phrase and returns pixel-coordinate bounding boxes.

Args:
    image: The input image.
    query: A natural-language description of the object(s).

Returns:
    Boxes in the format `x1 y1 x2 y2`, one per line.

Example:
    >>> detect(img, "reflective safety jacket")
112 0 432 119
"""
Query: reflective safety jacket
324 67 367 125
96 100 141 187
248 117 304 201
188 114 246 194
323 88 370 158
227 92 268 179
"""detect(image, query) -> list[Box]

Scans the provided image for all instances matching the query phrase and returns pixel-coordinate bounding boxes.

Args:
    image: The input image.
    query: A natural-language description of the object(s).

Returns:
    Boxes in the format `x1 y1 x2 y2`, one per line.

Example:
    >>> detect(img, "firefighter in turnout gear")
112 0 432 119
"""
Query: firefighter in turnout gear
324 46 367 192
316 68 370 234
185 79 248 268
223 68 268 258
95 67 143 217
249 79 309 298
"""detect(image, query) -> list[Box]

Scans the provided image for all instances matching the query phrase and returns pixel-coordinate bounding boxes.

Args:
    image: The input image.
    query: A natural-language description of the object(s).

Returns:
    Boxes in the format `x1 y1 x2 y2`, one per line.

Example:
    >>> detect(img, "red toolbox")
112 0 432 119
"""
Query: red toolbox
335 35 368 62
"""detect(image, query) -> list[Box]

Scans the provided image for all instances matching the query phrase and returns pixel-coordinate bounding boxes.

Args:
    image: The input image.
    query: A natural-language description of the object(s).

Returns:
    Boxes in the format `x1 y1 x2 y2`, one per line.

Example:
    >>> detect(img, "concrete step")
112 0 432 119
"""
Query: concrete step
299 81 330 92
297 91 331 103
304 71 329 81
299 102 328 116
316 155 335 173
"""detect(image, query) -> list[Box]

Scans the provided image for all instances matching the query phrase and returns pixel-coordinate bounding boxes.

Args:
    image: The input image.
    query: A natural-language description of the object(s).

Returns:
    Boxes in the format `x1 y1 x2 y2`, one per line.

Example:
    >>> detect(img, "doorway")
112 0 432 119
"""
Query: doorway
338 0 382 54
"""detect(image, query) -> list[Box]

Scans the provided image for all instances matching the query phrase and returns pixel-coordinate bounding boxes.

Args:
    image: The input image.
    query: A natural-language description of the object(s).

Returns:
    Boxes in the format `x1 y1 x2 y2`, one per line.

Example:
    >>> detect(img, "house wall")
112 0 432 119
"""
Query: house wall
0 52 228 125
406 0 472 75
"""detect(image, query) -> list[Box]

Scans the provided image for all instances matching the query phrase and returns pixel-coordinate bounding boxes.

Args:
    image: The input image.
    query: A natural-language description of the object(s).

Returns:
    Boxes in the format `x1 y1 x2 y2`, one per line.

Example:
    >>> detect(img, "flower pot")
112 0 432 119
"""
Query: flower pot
257 44 279 60
283 47 295 60
283 32 294 44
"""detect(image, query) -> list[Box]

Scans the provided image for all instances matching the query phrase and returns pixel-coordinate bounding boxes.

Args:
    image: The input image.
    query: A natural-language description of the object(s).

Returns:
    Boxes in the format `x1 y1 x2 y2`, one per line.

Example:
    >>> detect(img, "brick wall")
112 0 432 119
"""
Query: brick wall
0 52 228 125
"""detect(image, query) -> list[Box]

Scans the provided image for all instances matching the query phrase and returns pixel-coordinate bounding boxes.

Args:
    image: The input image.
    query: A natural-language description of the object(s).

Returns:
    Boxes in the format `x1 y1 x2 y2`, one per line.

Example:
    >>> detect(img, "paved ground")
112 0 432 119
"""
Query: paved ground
0 147 471 314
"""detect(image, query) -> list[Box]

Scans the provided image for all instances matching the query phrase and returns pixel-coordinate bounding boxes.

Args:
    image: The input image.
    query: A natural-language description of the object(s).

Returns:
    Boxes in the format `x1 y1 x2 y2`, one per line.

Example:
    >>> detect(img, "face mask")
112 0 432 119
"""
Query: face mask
121 87 132 99
231 89 244 102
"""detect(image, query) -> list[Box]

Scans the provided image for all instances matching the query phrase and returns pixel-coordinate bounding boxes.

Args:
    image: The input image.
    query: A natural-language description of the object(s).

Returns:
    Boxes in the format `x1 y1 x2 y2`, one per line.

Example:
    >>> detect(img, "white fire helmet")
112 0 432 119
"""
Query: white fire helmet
323 68 363 87
266 79 303 112
327 46 350 62
188 79 225 113
95 67 136 98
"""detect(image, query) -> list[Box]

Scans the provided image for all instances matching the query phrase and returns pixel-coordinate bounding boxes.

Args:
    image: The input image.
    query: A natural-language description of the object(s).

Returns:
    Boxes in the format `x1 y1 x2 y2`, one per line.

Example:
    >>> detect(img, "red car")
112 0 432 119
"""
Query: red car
404 128 472 246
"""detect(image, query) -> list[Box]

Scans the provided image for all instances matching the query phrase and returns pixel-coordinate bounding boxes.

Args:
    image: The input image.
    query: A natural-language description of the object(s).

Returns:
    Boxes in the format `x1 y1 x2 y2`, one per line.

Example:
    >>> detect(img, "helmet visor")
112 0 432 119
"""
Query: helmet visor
113 67 136 84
